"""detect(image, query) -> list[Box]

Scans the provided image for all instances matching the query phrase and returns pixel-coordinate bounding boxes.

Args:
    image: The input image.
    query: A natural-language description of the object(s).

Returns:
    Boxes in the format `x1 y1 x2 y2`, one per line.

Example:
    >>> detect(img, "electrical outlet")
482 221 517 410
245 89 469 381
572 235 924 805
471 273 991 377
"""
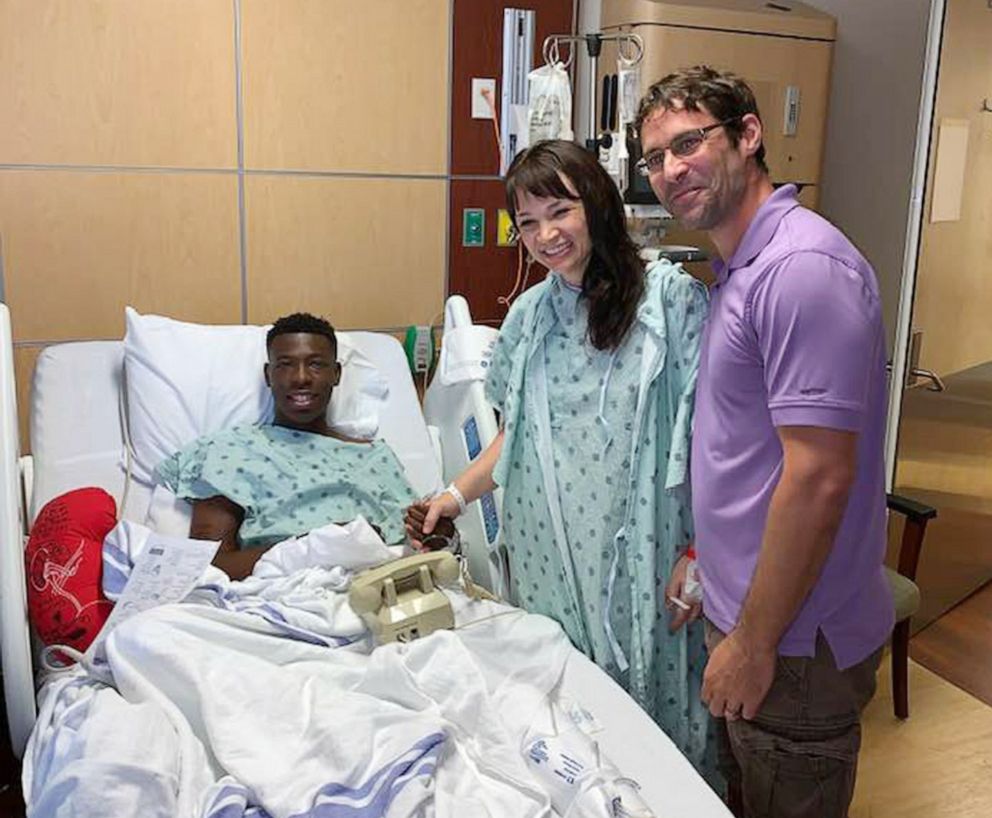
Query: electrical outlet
412 326 432 373
404 325 434 374
471 78 497 119
463 208 485 247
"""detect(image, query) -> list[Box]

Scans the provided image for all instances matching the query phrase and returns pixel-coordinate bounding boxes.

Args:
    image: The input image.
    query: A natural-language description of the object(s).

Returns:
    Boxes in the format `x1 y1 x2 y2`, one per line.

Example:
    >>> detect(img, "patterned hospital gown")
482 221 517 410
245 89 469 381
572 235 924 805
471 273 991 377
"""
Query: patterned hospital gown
157 424 418 548
485 261 719 786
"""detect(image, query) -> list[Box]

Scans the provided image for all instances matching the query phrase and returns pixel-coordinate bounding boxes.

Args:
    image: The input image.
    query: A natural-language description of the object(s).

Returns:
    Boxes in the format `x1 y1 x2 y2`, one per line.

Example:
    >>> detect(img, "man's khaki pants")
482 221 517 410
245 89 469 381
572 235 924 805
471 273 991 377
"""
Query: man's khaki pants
705 622 882 818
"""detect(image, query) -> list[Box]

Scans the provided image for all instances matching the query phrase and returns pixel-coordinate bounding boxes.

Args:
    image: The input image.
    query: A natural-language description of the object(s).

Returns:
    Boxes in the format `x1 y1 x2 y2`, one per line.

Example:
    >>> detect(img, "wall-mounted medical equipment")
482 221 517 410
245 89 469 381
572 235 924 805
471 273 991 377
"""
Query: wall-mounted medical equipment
348 551 460 645
501 8 536 173
403 324 435 375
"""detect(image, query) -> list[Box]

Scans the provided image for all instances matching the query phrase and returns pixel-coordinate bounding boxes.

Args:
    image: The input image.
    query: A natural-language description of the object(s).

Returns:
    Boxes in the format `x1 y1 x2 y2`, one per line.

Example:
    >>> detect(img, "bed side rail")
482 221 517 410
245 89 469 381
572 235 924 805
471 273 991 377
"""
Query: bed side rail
0 303 37 757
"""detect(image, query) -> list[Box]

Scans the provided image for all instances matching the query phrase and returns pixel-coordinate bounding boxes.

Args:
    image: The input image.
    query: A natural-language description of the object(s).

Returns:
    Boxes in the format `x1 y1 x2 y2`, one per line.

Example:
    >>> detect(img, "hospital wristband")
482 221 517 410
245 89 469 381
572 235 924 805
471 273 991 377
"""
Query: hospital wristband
445 483 468 516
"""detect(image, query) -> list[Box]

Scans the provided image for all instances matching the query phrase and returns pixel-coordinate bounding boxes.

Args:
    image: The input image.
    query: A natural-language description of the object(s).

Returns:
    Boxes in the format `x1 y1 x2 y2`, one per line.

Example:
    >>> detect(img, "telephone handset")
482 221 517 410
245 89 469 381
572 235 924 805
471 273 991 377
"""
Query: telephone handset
349 551 460 645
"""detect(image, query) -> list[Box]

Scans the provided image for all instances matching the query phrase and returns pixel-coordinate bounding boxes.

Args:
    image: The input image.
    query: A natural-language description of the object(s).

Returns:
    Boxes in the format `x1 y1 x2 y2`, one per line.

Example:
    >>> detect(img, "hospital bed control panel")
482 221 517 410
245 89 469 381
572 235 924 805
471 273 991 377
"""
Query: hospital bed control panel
462 416 500 545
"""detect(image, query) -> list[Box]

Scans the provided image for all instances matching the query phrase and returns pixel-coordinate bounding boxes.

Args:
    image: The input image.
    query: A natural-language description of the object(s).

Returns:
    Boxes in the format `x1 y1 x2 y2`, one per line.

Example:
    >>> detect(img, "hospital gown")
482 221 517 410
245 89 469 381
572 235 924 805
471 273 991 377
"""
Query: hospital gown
485 261 718 785
157 424 417 548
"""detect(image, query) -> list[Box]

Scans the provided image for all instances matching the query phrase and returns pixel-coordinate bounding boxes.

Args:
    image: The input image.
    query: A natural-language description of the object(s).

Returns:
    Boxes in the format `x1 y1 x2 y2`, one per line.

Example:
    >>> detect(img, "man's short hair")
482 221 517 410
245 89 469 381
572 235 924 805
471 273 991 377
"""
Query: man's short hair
266 312 337 353
635 65 769 174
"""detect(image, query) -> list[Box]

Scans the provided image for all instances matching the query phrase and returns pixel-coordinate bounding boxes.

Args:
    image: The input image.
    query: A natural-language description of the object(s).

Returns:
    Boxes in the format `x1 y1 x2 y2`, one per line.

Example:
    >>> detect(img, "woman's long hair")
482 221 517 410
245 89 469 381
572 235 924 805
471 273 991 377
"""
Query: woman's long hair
505 140 645 351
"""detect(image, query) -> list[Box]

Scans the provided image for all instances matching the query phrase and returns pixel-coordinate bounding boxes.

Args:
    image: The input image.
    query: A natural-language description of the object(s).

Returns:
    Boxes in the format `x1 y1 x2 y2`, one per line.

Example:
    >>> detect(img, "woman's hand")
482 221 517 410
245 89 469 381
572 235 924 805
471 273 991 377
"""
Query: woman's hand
665 552 702 632
404 495 460 551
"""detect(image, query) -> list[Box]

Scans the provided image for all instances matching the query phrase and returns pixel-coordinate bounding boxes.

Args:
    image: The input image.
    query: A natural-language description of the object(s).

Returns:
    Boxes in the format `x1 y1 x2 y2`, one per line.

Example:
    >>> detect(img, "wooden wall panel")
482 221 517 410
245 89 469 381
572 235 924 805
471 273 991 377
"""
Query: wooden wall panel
245 176 446 328
2 4 462 454
451 0 575 176
242 0 449 174
0 171 241 341
0 0 237 168
13 347 41 457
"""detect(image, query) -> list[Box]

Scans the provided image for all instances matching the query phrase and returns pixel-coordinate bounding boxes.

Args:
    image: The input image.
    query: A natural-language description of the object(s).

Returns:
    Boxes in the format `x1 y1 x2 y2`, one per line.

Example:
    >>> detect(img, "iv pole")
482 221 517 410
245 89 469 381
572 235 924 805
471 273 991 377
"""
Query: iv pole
542 32 644 153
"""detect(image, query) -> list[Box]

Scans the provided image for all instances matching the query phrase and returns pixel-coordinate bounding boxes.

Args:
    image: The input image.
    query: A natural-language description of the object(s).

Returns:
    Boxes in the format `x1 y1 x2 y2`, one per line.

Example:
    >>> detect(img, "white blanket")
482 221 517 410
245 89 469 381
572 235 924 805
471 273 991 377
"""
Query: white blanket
24 551 573 818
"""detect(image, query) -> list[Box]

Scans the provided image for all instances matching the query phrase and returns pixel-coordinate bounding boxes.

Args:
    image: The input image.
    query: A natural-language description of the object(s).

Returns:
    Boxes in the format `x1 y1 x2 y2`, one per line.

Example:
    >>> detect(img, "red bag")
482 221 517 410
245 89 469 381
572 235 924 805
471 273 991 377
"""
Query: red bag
25 487 117 653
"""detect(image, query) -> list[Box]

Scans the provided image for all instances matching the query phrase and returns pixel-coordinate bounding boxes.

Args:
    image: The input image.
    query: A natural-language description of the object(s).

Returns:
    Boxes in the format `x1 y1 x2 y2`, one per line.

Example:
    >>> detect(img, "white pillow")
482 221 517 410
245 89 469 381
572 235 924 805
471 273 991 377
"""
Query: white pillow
145 483 194 537
123 308 388 485
331 347 389 439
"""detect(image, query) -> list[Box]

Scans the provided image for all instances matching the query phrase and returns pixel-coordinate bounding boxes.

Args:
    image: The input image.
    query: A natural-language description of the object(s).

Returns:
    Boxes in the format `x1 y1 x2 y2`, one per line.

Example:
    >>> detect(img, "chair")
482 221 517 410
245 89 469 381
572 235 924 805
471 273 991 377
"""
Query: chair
885 493 937 719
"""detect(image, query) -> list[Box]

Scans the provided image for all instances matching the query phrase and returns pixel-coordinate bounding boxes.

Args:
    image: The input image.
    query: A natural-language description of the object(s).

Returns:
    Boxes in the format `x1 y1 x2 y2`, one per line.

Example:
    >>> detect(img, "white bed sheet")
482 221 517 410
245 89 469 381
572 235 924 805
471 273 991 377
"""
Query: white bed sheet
24 570 729 818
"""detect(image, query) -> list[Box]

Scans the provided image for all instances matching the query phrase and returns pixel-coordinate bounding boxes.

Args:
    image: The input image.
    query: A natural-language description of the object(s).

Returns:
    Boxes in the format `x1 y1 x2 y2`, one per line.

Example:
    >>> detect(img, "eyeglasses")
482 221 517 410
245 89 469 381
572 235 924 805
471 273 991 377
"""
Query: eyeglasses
635 118 740 177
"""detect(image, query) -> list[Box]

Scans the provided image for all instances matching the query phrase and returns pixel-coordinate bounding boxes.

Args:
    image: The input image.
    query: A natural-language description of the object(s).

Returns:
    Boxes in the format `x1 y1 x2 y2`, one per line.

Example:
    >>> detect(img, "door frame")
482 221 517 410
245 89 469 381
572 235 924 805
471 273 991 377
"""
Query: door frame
884 0 949 490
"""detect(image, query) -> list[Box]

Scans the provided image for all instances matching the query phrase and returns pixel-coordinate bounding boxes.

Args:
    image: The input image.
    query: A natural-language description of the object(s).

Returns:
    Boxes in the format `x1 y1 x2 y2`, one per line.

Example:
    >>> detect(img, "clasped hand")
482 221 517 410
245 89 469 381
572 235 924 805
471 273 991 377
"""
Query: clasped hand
404 493 459 551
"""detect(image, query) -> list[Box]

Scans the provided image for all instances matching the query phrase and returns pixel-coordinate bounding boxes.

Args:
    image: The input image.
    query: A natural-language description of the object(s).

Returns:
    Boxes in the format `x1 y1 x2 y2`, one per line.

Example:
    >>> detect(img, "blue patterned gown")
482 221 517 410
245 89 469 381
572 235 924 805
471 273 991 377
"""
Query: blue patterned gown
157 425 417 548
484 260 719 785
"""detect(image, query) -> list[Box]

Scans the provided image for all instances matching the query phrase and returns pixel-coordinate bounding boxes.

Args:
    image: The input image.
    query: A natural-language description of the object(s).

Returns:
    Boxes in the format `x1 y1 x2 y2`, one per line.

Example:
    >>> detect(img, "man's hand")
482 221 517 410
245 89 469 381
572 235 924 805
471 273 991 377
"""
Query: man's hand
698 425 856 722
404 498 458 551
701 630 776 721
665 553 702 632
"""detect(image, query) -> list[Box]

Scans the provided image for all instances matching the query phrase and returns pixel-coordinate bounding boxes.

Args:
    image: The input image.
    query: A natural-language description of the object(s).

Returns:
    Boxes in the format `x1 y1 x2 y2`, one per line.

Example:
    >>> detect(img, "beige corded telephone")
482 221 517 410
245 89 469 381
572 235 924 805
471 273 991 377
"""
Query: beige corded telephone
348 551 460 644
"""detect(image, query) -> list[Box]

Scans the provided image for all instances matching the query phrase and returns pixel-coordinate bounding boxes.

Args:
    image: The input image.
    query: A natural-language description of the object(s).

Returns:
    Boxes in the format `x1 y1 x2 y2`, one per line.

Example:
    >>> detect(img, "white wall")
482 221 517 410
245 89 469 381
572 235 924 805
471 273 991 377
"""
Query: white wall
805 0 933 354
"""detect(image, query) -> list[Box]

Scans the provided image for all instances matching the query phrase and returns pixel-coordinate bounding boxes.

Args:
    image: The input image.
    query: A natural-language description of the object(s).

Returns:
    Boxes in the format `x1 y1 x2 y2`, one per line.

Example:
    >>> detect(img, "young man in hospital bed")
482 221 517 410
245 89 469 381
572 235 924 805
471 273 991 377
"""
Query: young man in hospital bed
22 311 731 818
157 311 455 580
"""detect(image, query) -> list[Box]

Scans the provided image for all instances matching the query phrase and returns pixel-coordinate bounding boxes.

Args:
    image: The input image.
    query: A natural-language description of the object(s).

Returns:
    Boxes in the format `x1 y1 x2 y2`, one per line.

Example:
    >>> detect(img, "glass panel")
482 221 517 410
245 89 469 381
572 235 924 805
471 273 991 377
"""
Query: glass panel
890 0 992 633
892 369 992 631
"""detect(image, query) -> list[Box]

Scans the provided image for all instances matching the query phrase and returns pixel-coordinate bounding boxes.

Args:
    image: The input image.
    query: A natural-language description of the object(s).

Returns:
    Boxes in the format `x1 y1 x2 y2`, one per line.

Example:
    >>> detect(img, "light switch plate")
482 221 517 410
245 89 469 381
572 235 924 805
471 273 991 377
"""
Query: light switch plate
463 208 485 247
471 78 497 119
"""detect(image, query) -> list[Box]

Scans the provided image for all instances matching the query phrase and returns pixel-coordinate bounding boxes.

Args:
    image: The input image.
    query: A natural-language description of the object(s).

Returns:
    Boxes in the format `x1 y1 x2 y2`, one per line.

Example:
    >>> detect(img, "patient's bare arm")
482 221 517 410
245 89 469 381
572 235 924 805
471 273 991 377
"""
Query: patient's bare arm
189 495 267 581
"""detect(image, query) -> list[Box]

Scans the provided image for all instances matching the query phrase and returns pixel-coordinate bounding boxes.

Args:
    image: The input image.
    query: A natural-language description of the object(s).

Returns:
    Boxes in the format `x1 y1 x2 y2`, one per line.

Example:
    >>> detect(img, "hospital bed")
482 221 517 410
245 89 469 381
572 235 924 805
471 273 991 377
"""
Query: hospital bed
0 302 730 817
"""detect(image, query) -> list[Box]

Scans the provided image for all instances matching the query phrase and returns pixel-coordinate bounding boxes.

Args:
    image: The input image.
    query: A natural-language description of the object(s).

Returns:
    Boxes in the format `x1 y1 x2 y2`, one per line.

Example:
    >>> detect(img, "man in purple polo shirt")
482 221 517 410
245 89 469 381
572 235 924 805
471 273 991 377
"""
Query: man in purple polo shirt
635 66 891 818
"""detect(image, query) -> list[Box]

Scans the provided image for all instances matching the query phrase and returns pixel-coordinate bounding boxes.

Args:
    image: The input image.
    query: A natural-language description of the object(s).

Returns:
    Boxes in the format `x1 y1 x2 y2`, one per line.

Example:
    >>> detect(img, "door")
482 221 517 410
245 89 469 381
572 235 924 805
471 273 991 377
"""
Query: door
887 0 992 632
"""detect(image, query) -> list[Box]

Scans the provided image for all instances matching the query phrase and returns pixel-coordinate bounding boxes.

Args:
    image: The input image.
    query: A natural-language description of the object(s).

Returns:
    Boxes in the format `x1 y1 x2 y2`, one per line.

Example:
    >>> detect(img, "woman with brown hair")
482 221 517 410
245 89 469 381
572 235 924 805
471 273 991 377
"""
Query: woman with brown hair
408 140 717 783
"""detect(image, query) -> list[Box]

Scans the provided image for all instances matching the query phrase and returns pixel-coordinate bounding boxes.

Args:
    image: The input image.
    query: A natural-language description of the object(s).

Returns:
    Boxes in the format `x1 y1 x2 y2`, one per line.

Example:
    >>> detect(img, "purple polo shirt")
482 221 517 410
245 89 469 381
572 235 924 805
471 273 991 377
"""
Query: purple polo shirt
691 185 892 669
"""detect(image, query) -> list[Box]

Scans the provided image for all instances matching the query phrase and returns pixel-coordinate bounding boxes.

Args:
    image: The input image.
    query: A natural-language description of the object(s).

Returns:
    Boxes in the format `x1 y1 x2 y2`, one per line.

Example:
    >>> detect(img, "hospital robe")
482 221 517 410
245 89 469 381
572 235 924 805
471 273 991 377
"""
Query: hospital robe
157 424 417 548
485 260 718 784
